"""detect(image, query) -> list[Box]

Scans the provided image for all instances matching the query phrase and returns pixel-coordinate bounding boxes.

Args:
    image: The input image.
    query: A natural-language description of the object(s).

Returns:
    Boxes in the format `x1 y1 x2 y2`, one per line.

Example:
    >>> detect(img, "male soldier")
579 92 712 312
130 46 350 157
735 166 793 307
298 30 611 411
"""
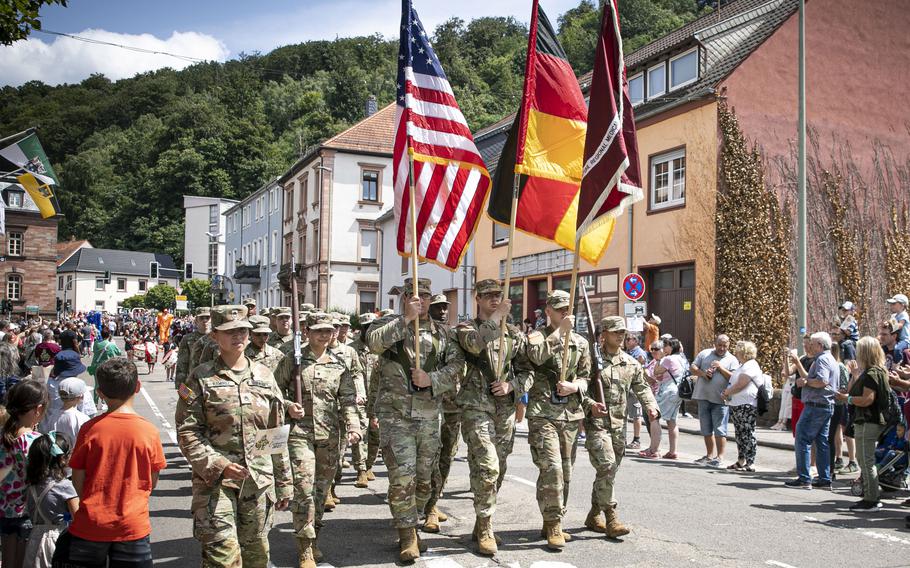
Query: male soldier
246 315 285 372
177 305 303 567
423 294 459 533
367 278 464 562
454 279 532 554
328 313 365 508
243 297 257 316
524 289 590 550
174 307 211 392
349 312 379 487
268 307 294 347
584 316 658 538
273 312 361 566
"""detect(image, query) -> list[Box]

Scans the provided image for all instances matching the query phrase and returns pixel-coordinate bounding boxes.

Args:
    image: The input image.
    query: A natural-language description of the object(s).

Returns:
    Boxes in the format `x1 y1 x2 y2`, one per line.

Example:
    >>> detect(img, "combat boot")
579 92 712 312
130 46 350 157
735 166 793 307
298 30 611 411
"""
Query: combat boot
539 525 572 541
355 470 369 488
323 493 335 512
313 542 324 563
472 519 502 544
433 506 448 522
415 532 428 552
366 468 376 481
296 538 317 568
331 487 341 503
543 520 565 550
475 516 498 556
604 505 630 538
584 506 606 533
397 527 421 562
422 509 440 533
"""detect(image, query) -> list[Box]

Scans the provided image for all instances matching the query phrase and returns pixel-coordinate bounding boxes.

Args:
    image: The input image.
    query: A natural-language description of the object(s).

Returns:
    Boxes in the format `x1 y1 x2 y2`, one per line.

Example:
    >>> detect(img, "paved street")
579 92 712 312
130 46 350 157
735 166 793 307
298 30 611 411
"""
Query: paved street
91 356 908 568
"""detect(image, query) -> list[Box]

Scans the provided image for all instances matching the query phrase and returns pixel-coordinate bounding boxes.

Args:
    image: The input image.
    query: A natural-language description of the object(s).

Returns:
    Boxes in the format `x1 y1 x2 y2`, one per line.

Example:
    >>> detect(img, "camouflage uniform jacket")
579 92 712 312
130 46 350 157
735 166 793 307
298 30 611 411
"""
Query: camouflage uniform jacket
455 318 531 414
194 334 219 367
273 345 360 442
366 315 464 421
176 357 293 500
245 342 285 373
267 331 293 349
524 326 590 421
329 340 366 399
583 349 657 430
437 324 463 413
175 331 202 386
349 337 378 396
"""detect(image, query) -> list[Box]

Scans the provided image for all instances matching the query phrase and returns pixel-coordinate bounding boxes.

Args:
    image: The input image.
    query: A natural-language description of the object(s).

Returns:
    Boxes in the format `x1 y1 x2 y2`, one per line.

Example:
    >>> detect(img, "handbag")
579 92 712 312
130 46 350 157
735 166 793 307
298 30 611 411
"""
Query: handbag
678 372 694 400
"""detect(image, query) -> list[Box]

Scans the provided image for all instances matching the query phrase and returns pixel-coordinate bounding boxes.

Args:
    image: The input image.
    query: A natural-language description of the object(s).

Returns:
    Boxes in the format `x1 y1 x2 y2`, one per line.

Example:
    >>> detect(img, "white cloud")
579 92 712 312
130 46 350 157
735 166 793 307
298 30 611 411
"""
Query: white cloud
0 29 230 87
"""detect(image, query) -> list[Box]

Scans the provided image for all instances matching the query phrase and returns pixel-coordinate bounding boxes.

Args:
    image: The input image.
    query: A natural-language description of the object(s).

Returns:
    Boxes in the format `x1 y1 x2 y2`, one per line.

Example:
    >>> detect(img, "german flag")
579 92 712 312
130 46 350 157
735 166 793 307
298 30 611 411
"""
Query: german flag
488 0 615 264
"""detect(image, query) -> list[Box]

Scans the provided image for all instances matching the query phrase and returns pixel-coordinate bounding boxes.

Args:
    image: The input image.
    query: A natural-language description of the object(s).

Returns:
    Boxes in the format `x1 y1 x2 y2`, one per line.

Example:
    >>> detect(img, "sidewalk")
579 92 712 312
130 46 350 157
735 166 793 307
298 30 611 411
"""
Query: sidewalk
675 414 797 451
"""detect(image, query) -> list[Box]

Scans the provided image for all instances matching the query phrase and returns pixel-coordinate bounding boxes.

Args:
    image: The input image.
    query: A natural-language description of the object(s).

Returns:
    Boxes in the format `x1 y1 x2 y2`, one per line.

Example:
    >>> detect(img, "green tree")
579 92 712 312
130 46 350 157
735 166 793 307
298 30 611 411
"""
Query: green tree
144 284 177 311
121 294 146 309
181 279 212 311
0 0 67 46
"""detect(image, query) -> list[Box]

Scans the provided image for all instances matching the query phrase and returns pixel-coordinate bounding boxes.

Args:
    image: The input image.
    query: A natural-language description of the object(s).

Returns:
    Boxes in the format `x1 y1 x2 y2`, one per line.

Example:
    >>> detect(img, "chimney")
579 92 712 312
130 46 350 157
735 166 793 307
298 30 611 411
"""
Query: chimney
365 95 377 118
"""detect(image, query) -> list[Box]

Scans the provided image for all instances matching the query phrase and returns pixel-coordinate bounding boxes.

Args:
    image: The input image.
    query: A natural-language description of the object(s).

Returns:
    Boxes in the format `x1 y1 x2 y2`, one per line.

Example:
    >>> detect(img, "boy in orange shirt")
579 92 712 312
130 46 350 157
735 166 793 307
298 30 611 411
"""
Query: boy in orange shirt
52 358 165 568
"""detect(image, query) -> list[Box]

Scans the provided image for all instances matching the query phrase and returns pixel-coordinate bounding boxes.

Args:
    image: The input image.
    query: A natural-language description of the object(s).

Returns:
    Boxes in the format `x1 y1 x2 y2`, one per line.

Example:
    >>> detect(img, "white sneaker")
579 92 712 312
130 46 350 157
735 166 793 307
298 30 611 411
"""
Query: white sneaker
695 455 710 465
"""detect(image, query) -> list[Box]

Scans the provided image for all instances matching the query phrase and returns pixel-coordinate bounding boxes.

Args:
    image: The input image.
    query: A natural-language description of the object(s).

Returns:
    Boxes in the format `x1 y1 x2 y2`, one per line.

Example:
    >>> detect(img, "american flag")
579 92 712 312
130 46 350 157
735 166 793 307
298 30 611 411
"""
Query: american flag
393 0 490 270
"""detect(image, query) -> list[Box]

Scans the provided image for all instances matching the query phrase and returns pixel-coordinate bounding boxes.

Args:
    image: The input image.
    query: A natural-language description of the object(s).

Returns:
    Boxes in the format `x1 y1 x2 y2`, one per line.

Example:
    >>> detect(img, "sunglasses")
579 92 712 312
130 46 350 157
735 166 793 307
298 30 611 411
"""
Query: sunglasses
649 347 661 351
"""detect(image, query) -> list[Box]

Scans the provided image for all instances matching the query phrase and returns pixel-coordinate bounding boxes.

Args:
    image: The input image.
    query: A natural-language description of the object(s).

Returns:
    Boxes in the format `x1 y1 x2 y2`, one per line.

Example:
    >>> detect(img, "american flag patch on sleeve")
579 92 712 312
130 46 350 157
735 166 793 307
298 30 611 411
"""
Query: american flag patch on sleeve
178 383 195 401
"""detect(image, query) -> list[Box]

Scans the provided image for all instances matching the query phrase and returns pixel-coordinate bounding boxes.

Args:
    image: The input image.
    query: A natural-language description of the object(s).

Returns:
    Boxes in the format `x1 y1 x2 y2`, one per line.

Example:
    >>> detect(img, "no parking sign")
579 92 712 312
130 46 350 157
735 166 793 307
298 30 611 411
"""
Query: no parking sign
622 273 646 301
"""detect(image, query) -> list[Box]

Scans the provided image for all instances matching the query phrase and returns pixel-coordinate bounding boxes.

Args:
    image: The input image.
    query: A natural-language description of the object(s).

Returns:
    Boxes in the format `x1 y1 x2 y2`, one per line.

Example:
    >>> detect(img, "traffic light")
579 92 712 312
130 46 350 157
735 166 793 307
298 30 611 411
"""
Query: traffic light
56 298 62 312
184 263 193 280
149 261 159 279
64 300 72 312
103 270 111 283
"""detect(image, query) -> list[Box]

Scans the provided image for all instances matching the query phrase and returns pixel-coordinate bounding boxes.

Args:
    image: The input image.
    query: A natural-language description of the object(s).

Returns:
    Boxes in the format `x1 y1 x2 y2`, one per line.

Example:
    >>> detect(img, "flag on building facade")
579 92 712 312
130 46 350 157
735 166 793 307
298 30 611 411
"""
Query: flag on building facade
487 1 615 264
0 132 62 219
577 0 643 246
393 0 491 270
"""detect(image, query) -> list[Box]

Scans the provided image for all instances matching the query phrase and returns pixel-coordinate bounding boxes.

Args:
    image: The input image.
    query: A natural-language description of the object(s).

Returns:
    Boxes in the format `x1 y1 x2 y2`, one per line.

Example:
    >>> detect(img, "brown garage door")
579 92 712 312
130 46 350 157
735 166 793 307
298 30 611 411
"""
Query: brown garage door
644 264 696 358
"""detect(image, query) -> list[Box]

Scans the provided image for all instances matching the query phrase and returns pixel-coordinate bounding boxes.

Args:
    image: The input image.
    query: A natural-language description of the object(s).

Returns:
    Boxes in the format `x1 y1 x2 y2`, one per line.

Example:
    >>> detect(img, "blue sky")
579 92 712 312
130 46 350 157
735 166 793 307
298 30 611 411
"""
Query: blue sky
1 0 582 86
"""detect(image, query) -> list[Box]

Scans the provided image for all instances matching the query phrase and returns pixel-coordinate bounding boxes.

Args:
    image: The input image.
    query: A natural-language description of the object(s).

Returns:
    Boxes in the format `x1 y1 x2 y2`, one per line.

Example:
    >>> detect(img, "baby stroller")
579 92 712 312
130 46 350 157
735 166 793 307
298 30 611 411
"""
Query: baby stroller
850 422 909 496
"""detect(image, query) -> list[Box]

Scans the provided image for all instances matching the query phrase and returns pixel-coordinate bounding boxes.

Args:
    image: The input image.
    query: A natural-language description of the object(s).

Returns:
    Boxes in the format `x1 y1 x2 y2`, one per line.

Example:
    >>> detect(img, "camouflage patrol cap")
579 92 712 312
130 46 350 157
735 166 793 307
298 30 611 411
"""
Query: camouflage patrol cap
194 307 211 317
301 303 315 312
242 297 256 307
475 279 502 296
211 305 252 331
547 290 571 309
273 307 292 318
260 308 271 317
359 313 377 326
249 315 272 334
601 315 627 333
307 312 334 331
336 313 351 327
380 308 395 317
402 277 432 296
430 294 449 306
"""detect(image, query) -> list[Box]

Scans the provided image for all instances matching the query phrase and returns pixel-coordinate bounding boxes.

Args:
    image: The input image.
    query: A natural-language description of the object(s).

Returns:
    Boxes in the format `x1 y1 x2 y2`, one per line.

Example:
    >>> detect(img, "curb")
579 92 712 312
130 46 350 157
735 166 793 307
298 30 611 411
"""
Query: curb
676 425 796 452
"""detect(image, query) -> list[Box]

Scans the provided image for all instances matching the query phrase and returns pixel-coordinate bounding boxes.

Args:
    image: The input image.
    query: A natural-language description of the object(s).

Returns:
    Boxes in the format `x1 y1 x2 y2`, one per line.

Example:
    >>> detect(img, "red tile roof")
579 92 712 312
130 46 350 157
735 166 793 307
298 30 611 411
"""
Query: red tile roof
56 239 92 266
323 103 396 155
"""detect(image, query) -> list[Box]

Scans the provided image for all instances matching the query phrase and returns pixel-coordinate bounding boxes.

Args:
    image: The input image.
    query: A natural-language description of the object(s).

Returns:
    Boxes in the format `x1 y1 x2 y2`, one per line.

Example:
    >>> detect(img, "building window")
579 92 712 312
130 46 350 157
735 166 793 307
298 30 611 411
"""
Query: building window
361 170 379 202
7 274 21 301
242 206 250 227
209 242 218 273
401 255 408 275
300 177 308 210
492 223 509 247
66 275 72 290
6 191 22 208
7 232 22 256
670 48 698 90
58 276 63 290
650 148 686 210
209 204 218 226
360 229 378 263
312 222 319 262
139 279 147 292
95 300 105 311
285 189 294 222
96 277 105 291
629 73 644 105
272 231 278 264
117 278 126 292
647 62 666 99
359 291 377 314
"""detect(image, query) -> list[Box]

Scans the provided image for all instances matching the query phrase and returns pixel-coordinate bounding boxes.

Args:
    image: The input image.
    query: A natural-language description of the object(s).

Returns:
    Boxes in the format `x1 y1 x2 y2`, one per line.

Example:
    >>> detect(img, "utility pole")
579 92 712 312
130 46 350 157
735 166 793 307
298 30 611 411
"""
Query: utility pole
797 0 807 349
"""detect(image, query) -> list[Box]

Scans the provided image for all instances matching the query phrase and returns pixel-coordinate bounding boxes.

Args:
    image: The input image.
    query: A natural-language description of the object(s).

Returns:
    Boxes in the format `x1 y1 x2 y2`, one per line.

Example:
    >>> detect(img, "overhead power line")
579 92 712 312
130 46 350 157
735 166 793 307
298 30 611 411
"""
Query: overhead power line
34 29 211 63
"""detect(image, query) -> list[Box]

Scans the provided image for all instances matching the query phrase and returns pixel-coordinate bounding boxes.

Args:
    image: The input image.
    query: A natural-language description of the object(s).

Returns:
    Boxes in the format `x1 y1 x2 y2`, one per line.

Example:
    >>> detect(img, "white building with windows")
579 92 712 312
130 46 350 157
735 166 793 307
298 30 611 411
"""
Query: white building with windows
222 178 284 308
183 196 238 278
278 100 394 314
56 249 180 313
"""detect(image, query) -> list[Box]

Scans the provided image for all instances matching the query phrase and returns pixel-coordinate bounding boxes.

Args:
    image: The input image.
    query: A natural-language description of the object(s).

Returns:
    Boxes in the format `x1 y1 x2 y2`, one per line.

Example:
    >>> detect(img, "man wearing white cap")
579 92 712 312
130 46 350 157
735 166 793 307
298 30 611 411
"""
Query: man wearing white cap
837 301 858 361
887 294 910 351
54 377 91 447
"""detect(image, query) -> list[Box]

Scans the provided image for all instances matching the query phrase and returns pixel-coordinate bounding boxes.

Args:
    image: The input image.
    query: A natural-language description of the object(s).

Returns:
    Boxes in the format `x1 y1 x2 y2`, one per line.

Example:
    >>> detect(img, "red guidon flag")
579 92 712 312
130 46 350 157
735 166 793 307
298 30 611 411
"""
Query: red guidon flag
393 0 491 270
577 0 643 251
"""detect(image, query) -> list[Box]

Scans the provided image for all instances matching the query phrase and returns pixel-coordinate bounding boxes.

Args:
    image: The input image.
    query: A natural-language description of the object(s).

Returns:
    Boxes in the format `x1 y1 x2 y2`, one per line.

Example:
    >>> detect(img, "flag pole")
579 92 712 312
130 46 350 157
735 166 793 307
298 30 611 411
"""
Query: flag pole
496 171 521 380
407 152 422 363
558 243 582 382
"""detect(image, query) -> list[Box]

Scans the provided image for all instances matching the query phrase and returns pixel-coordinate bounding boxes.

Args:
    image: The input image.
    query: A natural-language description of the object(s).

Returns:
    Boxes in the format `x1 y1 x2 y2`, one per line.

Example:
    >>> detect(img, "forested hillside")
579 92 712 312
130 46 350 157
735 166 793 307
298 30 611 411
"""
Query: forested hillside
0 0 712 262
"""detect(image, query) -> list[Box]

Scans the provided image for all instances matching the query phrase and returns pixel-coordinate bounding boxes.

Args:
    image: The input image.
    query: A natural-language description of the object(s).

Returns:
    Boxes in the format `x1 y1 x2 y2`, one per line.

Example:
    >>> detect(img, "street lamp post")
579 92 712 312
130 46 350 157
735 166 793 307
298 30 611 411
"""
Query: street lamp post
797 0 807 349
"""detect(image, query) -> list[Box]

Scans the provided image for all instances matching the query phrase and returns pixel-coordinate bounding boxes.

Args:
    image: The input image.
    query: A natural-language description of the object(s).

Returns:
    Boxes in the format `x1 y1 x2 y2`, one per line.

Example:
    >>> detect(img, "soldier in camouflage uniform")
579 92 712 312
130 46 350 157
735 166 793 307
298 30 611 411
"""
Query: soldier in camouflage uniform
328 313 365 508
454 279 533 554
246 315 286 373
273 312 361 566
267 307 294 348
174 307 211 390
583 316 658 539
523 290 590 550
349 312 379 488
423 294 459 533
366 278 464 562
176 305 305 568
243 297 257 316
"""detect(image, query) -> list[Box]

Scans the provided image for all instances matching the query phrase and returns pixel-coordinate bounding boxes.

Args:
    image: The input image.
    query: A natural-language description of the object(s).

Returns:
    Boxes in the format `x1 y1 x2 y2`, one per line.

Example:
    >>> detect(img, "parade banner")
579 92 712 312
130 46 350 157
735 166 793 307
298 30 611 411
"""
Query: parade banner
0 132 62 219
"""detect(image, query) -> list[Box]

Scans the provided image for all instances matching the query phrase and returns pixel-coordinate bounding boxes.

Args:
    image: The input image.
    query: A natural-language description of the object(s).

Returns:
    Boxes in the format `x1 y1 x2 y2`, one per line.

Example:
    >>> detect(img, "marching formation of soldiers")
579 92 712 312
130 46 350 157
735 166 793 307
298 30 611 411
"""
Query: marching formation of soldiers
172 278 658 567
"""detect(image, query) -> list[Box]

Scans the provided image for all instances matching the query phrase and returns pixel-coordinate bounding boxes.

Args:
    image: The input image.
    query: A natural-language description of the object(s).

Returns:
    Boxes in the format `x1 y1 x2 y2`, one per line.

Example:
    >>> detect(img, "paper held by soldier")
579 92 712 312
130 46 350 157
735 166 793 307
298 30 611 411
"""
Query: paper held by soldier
250 424 291 456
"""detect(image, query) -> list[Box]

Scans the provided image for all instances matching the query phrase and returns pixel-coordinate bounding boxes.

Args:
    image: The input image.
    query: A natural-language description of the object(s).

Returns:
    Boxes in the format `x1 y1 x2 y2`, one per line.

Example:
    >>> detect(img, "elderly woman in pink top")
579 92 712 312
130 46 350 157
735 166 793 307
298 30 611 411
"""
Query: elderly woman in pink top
639 338 685 459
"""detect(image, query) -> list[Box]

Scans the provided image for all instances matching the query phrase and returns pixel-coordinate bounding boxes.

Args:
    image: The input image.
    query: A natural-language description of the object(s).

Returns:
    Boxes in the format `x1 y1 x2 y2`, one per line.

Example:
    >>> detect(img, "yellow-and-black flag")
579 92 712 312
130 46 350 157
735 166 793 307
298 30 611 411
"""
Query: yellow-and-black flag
0 132 62 218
